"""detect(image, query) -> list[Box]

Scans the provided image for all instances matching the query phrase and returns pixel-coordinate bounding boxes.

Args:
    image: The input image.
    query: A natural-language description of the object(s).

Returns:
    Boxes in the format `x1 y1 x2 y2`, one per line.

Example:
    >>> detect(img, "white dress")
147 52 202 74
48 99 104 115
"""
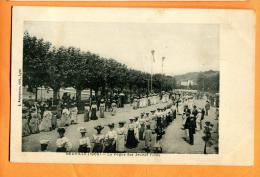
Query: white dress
116 127 126 152
39 111 52 132
70 107 78 123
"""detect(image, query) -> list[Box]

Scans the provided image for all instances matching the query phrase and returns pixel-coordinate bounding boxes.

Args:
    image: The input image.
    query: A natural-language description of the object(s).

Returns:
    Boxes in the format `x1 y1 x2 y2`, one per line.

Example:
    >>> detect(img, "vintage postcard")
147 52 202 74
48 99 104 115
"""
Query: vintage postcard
9 0 247 1
11 7 255 165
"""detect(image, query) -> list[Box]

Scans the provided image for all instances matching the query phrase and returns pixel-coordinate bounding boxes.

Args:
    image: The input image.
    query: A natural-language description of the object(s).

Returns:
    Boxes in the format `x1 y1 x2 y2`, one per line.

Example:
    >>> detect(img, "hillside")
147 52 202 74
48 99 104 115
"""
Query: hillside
174 70 219 84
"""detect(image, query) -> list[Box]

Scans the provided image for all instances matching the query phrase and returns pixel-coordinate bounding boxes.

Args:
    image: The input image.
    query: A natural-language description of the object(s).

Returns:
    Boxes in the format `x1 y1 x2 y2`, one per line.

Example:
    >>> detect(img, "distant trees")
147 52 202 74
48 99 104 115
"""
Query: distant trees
23 32 176 101
196 72 219 93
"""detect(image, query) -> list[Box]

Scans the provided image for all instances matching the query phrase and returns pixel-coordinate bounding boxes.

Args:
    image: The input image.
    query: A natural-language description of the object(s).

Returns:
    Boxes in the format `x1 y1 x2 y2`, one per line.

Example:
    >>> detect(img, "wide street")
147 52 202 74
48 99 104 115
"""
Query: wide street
22 99 218 154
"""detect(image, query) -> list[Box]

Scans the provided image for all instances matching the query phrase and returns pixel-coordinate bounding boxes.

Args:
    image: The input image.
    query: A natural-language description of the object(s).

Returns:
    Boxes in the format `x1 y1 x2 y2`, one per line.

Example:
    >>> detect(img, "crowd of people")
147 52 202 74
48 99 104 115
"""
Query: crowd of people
22 90 218 153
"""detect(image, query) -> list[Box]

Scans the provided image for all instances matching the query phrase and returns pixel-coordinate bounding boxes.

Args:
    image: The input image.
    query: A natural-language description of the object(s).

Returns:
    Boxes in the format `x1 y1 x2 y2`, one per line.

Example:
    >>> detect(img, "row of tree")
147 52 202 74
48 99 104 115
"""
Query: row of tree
23 32 177 102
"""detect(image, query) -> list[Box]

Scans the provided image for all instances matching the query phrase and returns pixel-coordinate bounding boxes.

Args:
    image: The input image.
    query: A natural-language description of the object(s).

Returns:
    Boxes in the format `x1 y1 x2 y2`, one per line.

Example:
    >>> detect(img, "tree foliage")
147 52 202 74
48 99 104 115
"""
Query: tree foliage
23 32 177 101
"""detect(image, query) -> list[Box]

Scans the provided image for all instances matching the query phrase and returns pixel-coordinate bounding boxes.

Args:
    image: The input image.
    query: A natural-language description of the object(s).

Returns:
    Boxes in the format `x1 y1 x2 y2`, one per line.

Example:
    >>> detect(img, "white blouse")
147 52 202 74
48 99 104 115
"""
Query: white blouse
56 137 72 151
79 137 91 148
106 130 117 139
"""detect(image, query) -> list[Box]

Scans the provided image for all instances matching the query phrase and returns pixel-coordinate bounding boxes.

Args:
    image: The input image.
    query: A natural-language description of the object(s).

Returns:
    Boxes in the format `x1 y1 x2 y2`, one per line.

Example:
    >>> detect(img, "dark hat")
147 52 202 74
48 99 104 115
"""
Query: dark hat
205 121 211 126
94 125 104 131
118 121 126 125
134 116 139 120
185 111 191 115
146 112 150 115
108 123 115 128
30 107 36 112
57 127 66 134
150 110 156 113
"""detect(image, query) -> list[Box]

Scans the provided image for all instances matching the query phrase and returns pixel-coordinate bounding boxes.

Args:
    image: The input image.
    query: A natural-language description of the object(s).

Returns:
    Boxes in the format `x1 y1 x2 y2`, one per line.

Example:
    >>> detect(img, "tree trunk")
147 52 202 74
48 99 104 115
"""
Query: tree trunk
90 88 92 105
35 87 38 101
76 89 82 102
101 86 106 98
53 88 59 103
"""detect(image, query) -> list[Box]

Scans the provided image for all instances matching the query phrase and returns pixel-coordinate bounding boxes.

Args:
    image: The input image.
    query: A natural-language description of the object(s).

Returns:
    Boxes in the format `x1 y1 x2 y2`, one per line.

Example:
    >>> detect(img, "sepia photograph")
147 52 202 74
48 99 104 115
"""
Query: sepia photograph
11 7 254 165
21 21 219 154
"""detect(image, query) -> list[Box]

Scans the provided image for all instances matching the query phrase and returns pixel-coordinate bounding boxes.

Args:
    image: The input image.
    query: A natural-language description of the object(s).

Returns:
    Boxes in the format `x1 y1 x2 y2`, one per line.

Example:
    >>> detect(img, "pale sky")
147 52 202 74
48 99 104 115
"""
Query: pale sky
24 21 219 76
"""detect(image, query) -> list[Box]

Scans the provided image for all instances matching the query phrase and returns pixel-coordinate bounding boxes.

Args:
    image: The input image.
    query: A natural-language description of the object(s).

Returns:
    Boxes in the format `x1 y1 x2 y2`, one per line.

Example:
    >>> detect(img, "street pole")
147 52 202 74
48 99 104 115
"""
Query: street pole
162 57 165 74
161 57 165 92
151 50 155 93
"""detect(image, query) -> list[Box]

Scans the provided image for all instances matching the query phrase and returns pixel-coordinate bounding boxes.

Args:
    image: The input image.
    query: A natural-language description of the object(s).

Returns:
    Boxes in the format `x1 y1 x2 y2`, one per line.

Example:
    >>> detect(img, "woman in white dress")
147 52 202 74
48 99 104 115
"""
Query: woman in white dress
111 101 117 116
60 104 71 127
70 103 78 124
116 121 127 152
39 109 53 132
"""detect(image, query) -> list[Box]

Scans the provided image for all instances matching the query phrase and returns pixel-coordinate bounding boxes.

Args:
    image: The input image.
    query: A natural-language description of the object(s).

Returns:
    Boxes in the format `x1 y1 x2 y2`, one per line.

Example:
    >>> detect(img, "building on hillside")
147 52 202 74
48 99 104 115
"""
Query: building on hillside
180 80 196 87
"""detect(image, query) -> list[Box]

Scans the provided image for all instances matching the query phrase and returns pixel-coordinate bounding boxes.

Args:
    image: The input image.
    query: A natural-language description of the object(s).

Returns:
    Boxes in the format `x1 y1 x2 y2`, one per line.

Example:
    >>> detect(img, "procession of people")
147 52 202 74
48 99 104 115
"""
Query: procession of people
22 90 219 153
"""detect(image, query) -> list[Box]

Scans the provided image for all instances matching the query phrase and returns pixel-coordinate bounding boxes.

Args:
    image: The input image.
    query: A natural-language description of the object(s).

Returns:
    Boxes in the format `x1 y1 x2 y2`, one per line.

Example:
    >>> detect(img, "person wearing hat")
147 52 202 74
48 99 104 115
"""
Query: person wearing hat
144 113 150 124
116 121 127 152
90 101 98 120
39 106 53 132
56 127 72 152
99 99 105 118
192 105 198 118
40 139 50 152
149 110 157 130
29 107 37 120
60 104 70 127
196 108 203 131
215 107 219 120
171 102 177 120
161 107 167 129
92 125 105 152
111 100 117 116
138 115 145 141
22 107 31 137
188 114 196 145
70 102 78 124
165 106 172 126
132 97 138 110
183 104 191 115
183 111 191 139
144 124 153 152
104 123 117 153
125 118 139 149
205 100 210 116
29 112 40 134
155 109 163 130
84 102 90 122
153 125 163 153
134 116 141 142
78 127 91 153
